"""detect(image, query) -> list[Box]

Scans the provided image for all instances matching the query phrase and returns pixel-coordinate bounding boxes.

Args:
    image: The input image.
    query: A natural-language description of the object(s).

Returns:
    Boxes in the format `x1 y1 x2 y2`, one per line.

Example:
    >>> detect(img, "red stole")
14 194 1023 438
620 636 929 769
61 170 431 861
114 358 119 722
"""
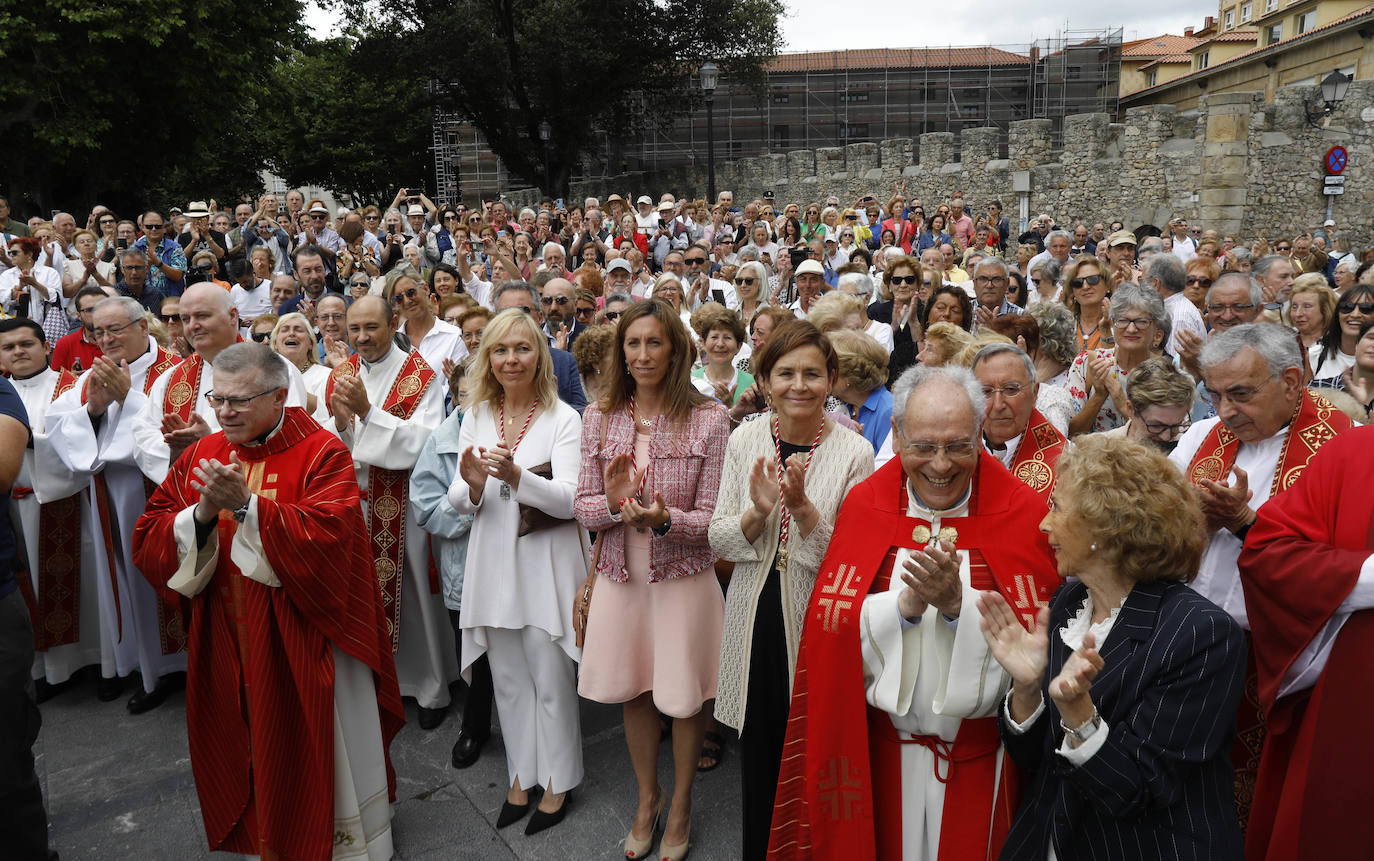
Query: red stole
131 407 404 861
14 368 83 650
88 345 187 651
162 351 206 424
325 350 436 652
1236 424 1372 860
1184 388 1353 827
1007 409 1067 506
768 455 1060 861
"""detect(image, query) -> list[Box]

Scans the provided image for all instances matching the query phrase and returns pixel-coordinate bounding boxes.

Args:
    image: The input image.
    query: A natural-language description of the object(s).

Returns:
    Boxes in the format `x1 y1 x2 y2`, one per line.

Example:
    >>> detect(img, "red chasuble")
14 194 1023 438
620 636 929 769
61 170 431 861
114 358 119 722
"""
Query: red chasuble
323 350 436 652
13 368 83 649
768 454 1059 861
1237 425 1373 861
131 407 404 861
1006 409 1067 506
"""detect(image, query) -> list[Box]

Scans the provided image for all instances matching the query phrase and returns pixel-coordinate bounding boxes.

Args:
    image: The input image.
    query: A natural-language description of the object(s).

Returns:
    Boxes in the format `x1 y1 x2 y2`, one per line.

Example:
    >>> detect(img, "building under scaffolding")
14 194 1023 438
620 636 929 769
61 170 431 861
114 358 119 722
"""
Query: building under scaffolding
432 29 1122 202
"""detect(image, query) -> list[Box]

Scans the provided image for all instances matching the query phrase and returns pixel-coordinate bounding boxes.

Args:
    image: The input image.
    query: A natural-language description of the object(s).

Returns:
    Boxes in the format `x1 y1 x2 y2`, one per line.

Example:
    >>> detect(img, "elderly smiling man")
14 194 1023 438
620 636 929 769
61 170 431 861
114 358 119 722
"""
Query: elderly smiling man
769 364 1058 861
133 342 403 860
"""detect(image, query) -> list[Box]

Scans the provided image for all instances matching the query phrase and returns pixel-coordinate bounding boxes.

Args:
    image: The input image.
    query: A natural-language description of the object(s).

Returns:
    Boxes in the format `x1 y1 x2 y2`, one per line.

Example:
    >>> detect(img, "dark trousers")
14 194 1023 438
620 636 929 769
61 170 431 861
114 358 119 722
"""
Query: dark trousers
0 588 51 860
448 609 493 738
740 570 789 861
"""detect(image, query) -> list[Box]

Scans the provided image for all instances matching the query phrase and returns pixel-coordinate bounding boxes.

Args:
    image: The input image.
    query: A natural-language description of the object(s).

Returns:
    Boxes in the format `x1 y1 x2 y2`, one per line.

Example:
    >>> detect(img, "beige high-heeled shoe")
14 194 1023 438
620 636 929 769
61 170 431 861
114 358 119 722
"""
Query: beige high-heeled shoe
655 826 690 861
624 793 665 859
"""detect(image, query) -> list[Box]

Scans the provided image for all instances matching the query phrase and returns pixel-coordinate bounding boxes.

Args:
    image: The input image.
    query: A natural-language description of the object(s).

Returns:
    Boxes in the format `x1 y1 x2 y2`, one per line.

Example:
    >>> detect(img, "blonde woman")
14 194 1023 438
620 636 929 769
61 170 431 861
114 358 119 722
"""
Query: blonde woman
1285 273 1336 351
62 229 115 293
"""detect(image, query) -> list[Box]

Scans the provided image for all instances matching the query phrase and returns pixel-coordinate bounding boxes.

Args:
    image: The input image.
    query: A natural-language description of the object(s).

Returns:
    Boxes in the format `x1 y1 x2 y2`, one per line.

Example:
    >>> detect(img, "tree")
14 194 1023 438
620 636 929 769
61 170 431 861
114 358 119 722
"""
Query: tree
264 28 433 206
339 0 781 199
0 0 304 218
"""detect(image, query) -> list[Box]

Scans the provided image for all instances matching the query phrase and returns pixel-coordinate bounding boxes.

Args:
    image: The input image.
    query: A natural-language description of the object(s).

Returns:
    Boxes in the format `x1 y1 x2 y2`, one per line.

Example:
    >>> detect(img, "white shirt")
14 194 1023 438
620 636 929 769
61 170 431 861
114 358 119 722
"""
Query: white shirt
400 316 467 374
230 279 275 331
0 264 65 320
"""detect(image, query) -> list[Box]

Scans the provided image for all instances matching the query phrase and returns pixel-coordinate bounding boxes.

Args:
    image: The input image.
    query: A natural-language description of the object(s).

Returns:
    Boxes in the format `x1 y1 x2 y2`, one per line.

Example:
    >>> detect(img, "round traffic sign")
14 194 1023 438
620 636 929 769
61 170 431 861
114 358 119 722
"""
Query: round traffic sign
1326 145 1348 174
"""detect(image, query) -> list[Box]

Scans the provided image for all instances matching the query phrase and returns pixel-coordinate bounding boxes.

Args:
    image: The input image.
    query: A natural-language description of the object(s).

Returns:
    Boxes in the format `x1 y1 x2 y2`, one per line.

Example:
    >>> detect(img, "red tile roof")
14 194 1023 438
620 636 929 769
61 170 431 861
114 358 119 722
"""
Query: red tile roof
768 47 1030 72
1139 54 1196 71
1210 28 1260 42
1122 34 1203 57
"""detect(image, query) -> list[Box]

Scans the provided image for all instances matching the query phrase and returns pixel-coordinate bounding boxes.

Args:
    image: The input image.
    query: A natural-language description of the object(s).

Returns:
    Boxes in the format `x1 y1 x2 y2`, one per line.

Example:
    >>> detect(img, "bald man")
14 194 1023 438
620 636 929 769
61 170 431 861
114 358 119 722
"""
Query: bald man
132 283 307 484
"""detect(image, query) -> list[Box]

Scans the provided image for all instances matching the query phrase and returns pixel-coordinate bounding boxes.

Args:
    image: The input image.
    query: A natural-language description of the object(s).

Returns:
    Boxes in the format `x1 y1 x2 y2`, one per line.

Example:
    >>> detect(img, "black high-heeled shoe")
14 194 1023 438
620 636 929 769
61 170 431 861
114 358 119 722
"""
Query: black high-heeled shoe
496 787 539 829
524 789 572 836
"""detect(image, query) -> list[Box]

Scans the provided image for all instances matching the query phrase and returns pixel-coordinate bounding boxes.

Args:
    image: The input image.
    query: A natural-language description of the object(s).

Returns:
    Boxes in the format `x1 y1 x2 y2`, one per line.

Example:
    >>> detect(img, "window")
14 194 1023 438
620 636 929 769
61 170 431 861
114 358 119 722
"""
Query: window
1267 23 1282 42
1296 9 1316 33
1148 70 1158 87
1225 9 1236 28
1264 0 1277 12
1197 51 1210 70
1240 1 1252 20
771 91 790 104
840 91 870 103
838 123 869 139
773 125 790 149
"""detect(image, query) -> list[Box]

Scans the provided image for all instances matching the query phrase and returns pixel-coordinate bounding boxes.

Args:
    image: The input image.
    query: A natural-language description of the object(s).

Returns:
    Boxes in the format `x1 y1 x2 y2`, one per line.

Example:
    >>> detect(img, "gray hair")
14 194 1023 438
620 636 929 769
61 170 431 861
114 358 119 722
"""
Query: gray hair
213 342 290 391
1199 322 1302 378
891 364 987 438
519 207 537 221
119 247 147 265
1027 301 1077 366
971 342 1037 383
1030 257 1061 284
1109 282 1168 330
604 291 633 306
973 257 1010 279
1144 252 1186 295
1045 229 1072 245
735 245 761 263
738 261 770 293
837 270 874 299
541 242 565 259
493 280 541 309
94 295 147 324
1253 254 1290 279
1137 236 1164 256
1207 272 1263 307
1231 246 1252 265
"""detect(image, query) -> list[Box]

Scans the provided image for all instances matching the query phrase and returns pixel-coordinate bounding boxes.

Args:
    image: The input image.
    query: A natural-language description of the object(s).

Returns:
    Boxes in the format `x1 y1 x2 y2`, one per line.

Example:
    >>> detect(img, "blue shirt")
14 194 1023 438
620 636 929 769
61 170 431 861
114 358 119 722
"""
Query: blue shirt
0 377 30 598
133 237 189 296
855 386 894 456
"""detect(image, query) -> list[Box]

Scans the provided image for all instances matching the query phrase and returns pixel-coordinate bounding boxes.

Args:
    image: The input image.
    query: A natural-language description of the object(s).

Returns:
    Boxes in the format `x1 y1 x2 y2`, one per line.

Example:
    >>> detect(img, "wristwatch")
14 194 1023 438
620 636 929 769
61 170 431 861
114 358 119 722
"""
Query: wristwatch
1060 708 1103 744
231 499 251 523
650 516 672 538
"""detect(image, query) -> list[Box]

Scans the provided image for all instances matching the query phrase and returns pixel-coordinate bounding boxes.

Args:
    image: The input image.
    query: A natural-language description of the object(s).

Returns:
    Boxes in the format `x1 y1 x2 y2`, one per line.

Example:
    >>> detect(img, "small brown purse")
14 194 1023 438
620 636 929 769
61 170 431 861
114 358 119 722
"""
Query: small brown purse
573 531 605 649
516 462 573 536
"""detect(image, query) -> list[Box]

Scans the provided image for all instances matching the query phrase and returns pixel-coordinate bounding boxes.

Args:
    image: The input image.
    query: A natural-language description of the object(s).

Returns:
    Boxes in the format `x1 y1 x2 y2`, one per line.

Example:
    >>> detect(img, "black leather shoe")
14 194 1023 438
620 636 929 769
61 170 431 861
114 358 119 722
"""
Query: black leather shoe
96 675 124 703
35 678 75 704
450 731 488 769
496 789 539 829
417 705 448 730
525 790 571 836
126 672 185 714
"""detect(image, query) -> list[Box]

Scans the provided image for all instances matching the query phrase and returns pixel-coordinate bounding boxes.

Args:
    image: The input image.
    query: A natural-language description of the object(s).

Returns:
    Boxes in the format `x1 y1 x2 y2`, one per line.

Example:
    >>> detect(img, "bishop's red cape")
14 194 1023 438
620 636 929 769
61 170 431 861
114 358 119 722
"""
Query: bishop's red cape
768 453 1059 860
131 406 404 861
1237 424 1373 861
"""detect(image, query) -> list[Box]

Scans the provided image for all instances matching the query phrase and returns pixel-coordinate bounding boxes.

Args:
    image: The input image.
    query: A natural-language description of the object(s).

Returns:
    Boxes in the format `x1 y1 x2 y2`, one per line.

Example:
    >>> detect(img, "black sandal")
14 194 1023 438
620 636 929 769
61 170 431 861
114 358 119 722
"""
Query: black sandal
697 731 725 772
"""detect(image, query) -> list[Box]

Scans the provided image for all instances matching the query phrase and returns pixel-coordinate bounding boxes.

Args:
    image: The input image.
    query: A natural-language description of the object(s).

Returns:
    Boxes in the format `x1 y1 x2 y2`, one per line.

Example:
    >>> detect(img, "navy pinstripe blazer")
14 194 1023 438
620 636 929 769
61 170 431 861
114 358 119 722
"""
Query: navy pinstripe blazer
998 579 1247 861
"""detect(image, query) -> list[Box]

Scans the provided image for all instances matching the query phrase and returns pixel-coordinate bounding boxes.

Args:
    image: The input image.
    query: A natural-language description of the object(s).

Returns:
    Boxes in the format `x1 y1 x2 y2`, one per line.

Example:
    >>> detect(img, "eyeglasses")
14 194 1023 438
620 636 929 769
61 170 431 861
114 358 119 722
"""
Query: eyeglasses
981 383 1028 399
1203 379 1273 406
685 257 706 265
144 223 164 230
250 331 271 343
1069 274 1103 289
311 214 327 220
391 287 423 304
575 305 595 318
897 436 980 460
365 214 381 221
317 312 346 322
206 388 277 410
92 321 137 340
735 276 757 286
1111 316 1154 331
605 310 623 321
1139 417 1188 436
1275 245 1292 252
1186 276 1213 288
890 275 918 285
1207 302 1256 316
973 276 1008 286
541 295 571 306
1338 300 1374 314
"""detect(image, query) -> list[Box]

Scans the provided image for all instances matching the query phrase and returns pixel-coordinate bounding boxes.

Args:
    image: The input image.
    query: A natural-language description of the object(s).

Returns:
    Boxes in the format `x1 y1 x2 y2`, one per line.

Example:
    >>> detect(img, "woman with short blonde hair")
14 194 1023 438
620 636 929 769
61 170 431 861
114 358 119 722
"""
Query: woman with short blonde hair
1286 273 1337 351
1062 256 1117 352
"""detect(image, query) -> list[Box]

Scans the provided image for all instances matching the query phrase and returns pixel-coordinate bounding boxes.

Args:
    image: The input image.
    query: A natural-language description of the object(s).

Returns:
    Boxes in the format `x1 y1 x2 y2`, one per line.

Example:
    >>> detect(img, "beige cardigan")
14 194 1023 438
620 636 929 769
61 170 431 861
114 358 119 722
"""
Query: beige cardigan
709 414 875 733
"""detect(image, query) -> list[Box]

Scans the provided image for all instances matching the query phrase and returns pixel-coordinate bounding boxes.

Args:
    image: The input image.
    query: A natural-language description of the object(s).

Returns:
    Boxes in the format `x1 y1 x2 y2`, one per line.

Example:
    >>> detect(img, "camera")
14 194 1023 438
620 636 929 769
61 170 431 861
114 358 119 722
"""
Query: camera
185 263 216 286
789 247 810 269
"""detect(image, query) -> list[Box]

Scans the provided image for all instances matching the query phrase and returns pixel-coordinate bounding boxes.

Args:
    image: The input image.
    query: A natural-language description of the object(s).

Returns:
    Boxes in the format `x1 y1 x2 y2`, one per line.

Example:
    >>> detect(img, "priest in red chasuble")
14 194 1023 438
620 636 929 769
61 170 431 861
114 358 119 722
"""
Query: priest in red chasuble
971 343 1066 506
768 365 1058 861
132 343 403 861
1238 425 1374 861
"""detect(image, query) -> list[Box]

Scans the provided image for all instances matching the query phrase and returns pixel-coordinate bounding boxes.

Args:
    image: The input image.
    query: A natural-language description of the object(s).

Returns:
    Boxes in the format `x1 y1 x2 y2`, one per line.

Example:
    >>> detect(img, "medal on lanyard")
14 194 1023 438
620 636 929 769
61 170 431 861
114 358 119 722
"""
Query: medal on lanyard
496 397 539 500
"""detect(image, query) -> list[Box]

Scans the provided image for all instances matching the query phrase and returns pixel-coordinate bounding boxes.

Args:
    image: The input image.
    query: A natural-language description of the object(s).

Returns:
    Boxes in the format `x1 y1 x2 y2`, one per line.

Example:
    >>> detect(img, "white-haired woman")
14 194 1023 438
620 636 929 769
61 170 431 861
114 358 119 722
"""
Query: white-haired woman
270 312 329 413
448 309 585 834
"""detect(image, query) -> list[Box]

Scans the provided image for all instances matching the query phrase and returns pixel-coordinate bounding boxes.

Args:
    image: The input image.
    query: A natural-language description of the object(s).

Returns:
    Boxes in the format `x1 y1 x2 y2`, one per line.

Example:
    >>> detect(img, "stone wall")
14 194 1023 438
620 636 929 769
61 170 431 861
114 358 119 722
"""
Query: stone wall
507 79 1374 245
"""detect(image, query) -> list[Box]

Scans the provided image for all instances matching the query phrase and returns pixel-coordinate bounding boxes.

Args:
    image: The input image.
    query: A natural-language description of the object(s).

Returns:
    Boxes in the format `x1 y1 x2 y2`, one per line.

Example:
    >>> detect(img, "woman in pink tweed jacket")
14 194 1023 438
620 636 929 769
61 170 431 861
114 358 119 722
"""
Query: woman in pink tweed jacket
574 299 730 860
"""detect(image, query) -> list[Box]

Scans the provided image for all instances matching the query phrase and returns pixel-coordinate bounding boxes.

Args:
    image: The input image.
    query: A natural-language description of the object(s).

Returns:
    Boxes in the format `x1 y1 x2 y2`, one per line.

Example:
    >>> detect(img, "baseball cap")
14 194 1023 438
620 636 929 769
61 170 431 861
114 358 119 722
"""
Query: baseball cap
1324 219 1336 227
1107 230 1137 248
636 195 653 206
606 258 632 274
796 260 825 277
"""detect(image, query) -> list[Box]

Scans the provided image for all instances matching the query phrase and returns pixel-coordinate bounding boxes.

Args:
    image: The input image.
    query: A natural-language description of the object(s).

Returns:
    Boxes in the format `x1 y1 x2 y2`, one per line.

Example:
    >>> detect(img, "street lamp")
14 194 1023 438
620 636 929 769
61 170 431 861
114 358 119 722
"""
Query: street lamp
539 120 552 193
1307 69 1352 127
700 62 718 203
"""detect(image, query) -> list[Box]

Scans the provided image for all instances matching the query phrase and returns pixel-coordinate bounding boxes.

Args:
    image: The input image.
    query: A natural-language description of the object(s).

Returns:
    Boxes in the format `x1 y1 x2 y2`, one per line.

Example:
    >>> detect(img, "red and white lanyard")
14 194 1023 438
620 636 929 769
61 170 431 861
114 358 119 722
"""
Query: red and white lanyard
497 396 540 452
621 396 652 511
774 414 825 556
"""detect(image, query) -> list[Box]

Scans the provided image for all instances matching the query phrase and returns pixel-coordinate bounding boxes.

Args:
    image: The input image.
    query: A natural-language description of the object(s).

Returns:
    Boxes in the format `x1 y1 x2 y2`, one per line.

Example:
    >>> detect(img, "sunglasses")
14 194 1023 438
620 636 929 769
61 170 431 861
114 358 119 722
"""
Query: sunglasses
605 310 622 321
1186 276 1213 288
144 223 164 229
735 276 757 286
250 331 271 343
391 287 423 304
1070 274 1103 289
1276 245 1291 251
575 306 595 317
541 295 571 306
1338 300 1374 314
685 257 706 265
99 218 115 225
159 313 180 323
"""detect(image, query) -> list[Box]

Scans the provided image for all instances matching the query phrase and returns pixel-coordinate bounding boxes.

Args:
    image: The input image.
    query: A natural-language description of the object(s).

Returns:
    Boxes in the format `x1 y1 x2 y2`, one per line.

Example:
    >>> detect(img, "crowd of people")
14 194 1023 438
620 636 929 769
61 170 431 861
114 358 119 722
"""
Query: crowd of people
0 184 1370 861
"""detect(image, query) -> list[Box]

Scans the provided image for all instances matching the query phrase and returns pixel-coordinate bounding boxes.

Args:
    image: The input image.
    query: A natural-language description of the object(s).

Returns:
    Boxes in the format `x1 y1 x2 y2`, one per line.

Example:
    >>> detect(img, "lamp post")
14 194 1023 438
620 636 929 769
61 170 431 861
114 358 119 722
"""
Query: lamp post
700 62 718 203
539 120 552 194
1306 69 1352 128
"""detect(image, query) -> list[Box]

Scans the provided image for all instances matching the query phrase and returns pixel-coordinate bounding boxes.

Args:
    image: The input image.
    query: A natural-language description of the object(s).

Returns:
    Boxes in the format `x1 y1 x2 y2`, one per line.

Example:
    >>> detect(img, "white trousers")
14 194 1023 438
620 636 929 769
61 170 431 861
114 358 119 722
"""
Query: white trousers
484 626 583 795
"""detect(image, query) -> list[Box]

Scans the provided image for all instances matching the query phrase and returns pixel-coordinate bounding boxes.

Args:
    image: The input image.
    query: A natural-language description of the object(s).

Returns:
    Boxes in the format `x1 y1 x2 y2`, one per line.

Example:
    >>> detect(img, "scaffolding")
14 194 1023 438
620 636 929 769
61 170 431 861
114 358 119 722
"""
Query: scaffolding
431 29 1122 200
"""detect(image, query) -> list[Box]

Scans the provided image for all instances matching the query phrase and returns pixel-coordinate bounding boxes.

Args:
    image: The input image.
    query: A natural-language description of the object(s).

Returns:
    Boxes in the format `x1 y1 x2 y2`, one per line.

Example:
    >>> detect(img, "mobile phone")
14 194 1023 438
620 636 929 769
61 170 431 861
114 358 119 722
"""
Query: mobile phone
711 288 726 305
555 199 564 210
117 237 128 250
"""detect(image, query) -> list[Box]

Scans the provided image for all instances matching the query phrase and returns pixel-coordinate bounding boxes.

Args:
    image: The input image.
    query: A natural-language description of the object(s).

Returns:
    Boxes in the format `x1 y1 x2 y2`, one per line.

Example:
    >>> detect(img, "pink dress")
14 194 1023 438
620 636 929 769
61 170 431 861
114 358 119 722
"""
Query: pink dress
577 431 725 718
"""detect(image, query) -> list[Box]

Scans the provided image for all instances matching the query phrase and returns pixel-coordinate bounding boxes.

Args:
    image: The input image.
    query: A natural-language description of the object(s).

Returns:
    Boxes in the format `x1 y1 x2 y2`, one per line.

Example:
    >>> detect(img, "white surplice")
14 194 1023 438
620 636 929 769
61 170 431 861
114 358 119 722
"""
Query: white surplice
315 345 458 709
859 487 1010 861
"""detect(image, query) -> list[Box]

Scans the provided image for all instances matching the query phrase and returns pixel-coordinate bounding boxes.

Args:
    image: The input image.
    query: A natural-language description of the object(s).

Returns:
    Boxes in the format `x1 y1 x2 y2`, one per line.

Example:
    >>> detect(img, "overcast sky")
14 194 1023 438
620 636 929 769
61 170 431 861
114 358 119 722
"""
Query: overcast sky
306 1 1205 49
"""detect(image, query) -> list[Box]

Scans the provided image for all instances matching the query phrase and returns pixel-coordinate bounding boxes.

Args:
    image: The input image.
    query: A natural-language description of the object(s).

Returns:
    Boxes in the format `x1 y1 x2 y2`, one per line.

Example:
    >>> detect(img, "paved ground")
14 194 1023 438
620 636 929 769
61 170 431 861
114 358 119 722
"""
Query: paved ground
35 672 744 859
